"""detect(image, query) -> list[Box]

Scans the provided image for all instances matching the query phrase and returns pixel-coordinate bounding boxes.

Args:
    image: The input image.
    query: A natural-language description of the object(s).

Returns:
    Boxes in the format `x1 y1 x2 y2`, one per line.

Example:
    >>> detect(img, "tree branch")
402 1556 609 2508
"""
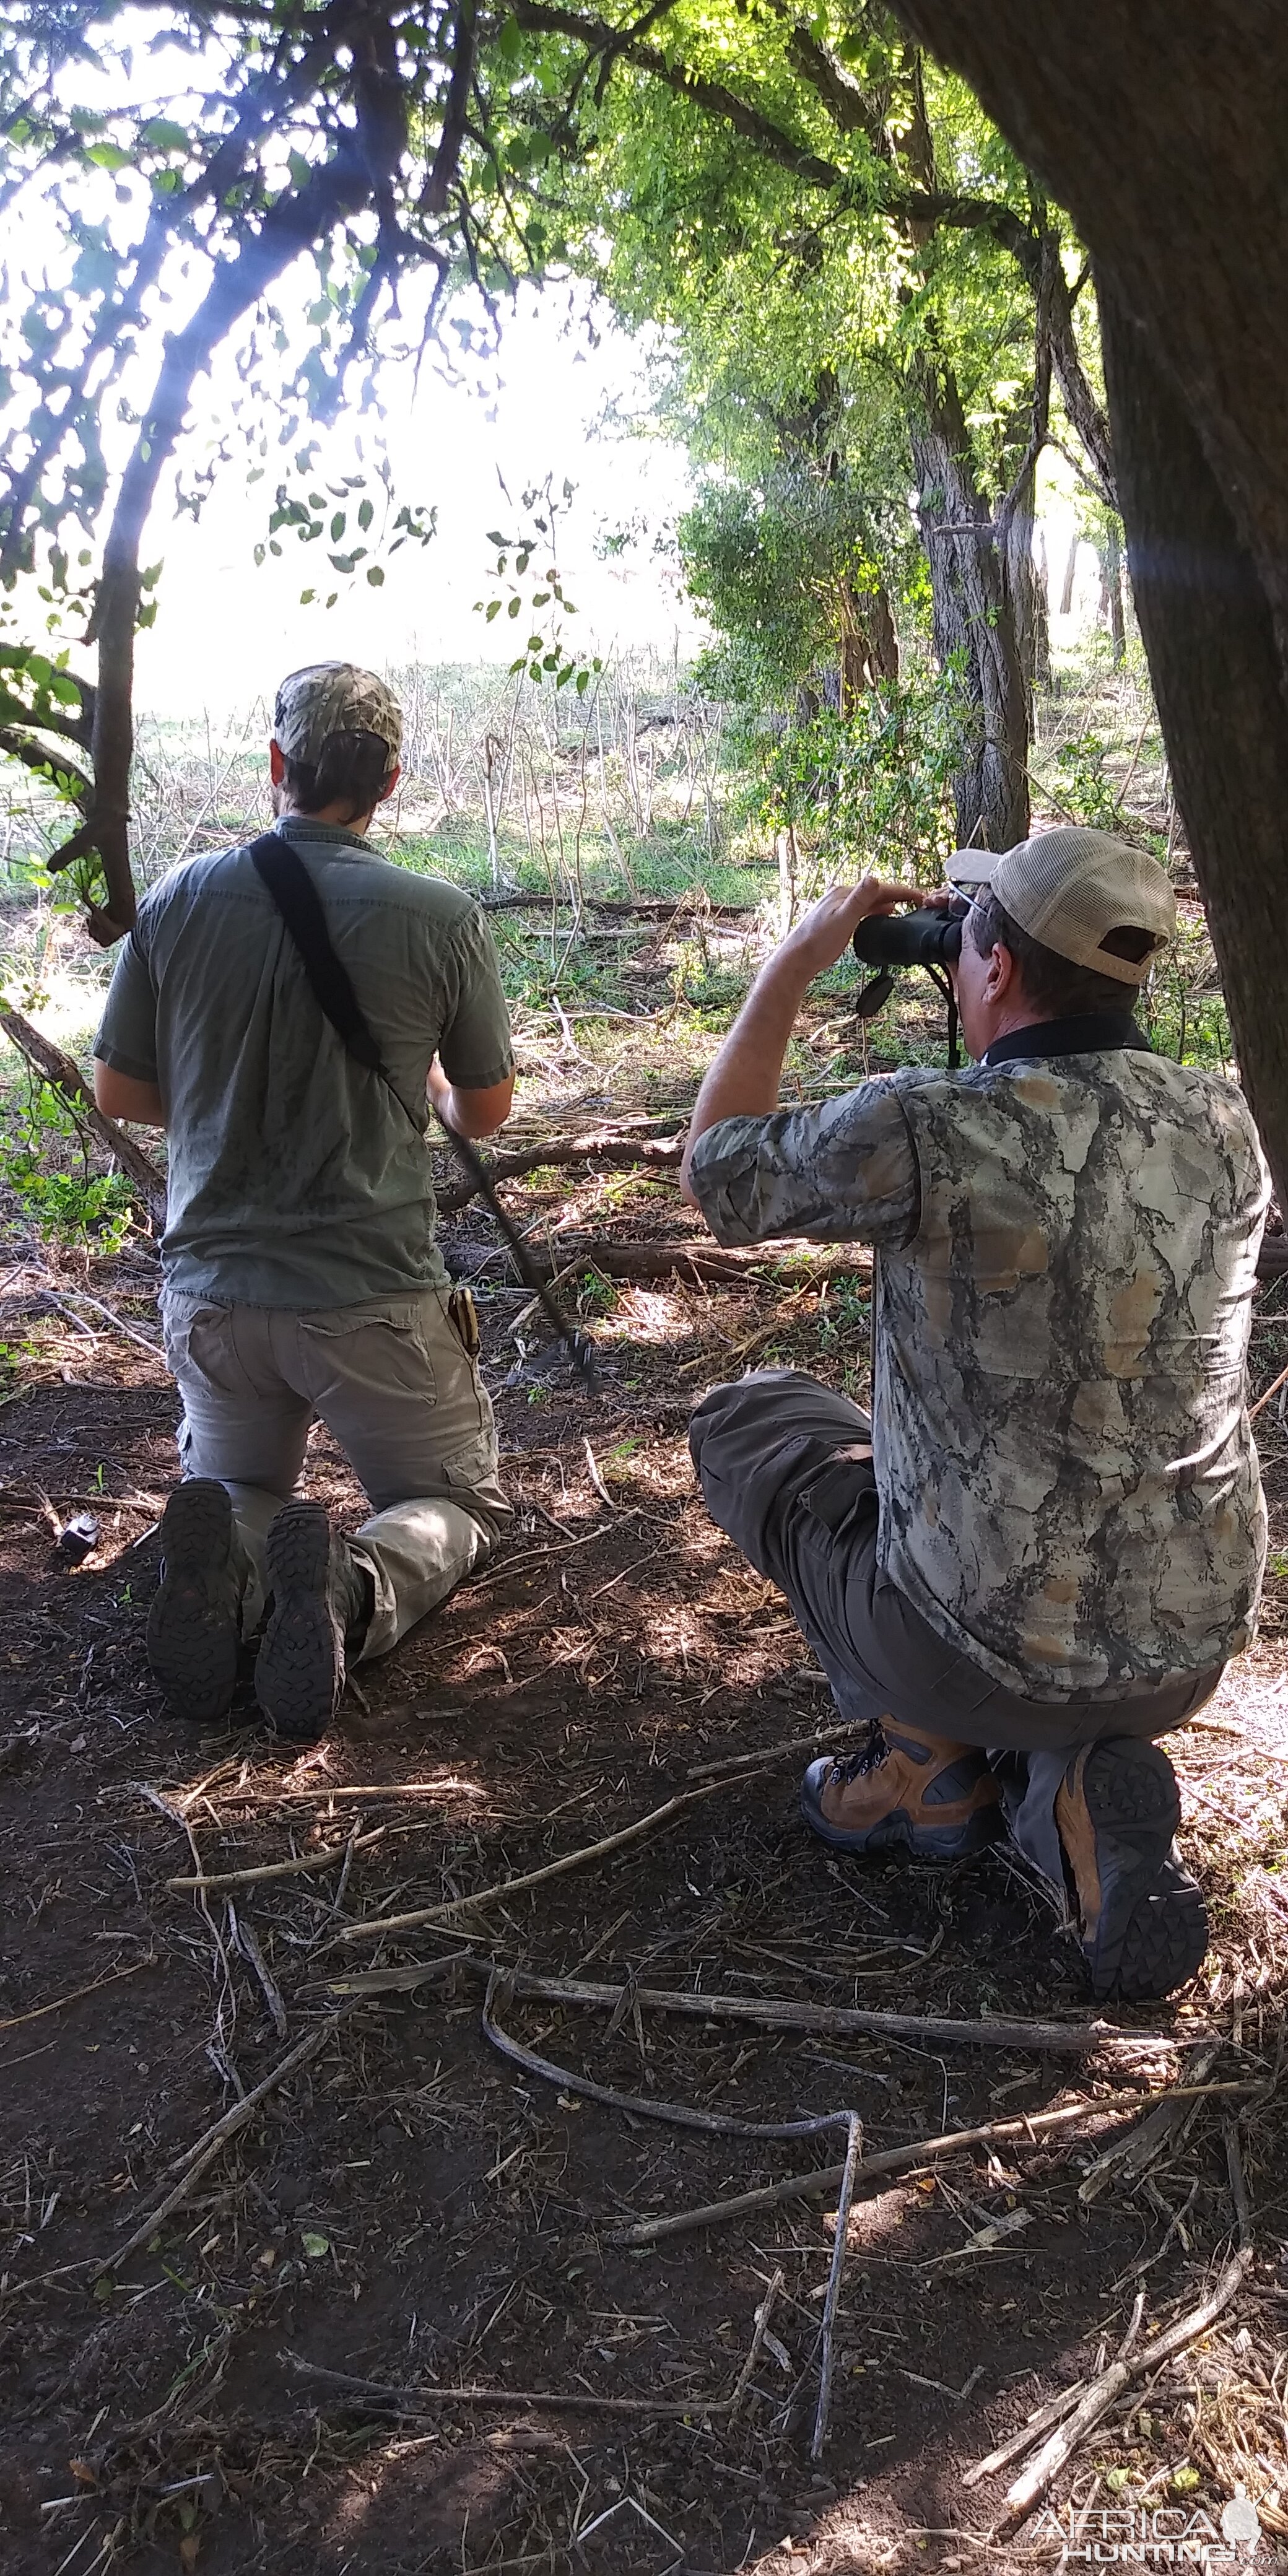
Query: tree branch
422 0 481 214
512 0 851 189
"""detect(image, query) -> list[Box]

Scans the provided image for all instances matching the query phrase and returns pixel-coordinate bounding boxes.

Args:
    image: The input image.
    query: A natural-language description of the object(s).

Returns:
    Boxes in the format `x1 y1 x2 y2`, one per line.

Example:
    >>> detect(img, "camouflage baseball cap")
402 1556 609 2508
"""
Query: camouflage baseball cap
272 662 402 768
947 826 1175 986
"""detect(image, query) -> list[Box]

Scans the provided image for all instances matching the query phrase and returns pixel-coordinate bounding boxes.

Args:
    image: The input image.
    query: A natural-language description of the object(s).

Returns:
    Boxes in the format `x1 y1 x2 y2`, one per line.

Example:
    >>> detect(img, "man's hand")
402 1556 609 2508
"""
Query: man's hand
778 877 916 981
679 876 915 1206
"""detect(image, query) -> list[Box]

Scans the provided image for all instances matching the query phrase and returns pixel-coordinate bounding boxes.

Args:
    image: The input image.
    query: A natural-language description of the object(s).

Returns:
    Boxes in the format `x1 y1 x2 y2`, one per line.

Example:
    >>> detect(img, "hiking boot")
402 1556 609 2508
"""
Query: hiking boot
146 1479 245 1723
1055 1737 1208 2002
801 1720 1003 1860
254 1500 371 1741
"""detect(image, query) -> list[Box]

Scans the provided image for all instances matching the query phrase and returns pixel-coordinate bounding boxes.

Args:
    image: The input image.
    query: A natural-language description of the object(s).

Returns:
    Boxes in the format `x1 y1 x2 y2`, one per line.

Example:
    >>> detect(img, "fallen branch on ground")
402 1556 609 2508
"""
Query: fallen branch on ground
686 1720 855 1779
603 2090 1248 2251
965 2292 1146 2489
282 2352 739 2420
167 1827 386 1894
994 2122 1255 2534
451 1234 871 1293
329 1779 738 1947
334 1954 1183 2055
436 1129 684 1215
1077 2035 1224 2204
105 2013 347 2276
0 1004 167 1230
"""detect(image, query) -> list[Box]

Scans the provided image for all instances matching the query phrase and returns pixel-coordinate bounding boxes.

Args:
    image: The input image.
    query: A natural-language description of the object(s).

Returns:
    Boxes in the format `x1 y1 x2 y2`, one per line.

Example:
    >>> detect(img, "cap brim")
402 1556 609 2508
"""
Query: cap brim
945 850 995 887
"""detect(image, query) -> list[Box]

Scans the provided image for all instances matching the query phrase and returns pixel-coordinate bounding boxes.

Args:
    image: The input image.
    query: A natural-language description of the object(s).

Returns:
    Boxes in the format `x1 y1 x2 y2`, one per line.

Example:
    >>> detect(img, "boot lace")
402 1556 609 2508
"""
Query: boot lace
830 1720 890 1785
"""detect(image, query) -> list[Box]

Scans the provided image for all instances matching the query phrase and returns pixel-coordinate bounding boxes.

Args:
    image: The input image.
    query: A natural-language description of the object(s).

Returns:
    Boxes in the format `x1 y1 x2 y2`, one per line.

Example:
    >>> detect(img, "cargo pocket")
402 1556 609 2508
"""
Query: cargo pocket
300 1300 437 1401
159 1294 240 1395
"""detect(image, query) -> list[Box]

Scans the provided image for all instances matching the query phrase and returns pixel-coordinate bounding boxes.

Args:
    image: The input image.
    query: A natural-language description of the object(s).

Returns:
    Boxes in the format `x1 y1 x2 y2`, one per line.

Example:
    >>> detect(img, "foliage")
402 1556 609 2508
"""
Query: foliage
681 468 892 711
0 1081 134 1252
752 662 971 881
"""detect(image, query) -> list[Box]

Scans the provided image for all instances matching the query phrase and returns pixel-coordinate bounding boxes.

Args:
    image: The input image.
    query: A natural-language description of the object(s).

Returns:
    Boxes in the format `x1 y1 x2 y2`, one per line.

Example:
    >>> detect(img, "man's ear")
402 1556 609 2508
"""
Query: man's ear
269 738 286 785
376 762 401 807
987 939 1019 1001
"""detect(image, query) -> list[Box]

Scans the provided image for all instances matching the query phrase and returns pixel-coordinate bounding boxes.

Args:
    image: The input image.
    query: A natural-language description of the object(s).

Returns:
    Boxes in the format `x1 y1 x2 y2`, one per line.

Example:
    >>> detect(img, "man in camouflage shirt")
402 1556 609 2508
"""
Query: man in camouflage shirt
682 829 1269 2002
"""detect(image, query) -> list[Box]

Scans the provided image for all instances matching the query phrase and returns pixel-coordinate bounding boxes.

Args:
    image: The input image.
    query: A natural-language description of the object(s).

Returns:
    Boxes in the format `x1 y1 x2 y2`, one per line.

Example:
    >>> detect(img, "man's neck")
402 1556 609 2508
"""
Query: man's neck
274 799 375 832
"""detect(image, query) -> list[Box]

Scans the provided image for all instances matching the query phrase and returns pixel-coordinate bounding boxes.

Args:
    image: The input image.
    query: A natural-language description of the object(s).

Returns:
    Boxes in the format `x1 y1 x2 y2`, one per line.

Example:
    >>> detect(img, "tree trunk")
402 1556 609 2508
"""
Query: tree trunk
887 0 1288 1206
1097 283 1288 1200
1099 520 1126 664
911 362 1030 848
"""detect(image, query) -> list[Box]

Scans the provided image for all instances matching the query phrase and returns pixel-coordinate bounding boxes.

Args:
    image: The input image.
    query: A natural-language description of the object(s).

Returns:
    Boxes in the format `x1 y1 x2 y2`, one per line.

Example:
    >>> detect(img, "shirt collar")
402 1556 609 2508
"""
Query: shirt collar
274 814 380 859
983 1011 1151 1068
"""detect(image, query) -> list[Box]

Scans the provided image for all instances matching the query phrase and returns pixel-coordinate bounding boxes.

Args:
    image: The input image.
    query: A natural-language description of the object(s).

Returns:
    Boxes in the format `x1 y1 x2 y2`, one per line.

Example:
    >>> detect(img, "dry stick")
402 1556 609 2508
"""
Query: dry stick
687 1720 856 1782
481 1972 861 2147
270 1776 488 1804
166 1827 386 1894
995 2125 1255 2535
729 2269 785 2427
105 2014 346 2276
354 1956 1182 2056
331 1780 738 1947
1249 1357 1288 1424
965 2291 1146 2489
0 1956 153 2035
282 2353 736 2422
435 1129 684 1216
605 2098 1200 2252
812 2113 863 2461
1077 2035 1223 2204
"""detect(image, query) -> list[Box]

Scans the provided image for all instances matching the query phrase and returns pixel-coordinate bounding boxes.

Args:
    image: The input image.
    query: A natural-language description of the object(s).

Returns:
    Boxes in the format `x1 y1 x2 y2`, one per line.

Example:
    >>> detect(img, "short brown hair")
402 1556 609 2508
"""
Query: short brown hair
281 728 396 825
968 891 1147 1017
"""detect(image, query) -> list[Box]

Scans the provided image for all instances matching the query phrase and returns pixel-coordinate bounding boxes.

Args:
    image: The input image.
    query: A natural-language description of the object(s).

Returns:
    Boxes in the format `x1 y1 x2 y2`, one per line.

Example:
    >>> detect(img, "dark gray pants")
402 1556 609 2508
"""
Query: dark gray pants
689 1371 1221 1884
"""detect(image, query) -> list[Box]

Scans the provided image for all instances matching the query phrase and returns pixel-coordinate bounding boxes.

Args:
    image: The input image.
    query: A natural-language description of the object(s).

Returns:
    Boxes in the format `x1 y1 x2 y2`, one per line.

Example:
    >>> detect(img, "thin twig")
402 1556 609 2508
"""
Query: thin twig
965 2289 1145 2487
330 1780 740 1947
481 1970 859 2145
166 1828 386 1893
105 2015 347 2277
996 2138 1255 2536
1249 1357 1288 1424
812 2112 862 2460
686 1720 859 1780
281 2352 736 2421
0 1956 154 2034
606 2097 1199 2251
729 2270 784 2427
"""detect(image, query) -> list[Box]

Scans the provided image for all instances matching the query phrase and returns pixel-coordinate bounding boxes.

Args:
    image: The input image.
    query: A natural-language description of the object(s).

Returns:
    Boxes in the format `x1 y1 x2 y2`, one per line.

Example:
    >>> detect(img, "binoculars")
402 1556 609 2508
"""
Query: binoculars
851 894 970 1065
851 897 967 972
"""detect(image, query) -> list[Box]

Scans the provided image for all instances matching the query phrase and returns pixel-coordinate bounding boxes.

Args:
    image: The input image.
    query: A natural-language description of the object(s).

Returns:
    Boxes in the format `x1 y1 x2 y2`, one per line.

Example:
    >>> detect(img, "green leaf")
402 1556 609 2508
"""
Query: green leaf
357 497 373 533
507 597 521 618
288 150 311 191
485 600 501 622
141 118 189 154
302 2232 329 2259
330 511 346 542
485 529 508 547
85 141 131 172
365 565 384 585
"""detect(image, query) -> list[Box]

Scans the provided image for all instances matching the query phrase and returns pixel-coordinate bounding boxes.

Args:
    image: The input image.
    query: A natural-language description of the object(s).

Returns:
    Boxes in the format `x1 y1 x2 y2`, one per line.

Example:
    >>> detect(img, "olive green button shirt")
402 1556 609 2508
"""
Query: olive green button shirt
94 818 514 1308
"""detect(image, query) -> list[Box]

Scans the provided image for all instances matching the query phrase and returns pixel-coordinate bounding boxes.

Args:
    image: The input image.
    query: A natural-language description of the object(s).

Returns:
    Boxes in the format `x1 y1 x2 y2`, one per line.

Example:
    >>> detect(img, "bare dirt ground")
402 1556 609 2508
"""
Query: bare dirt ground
2 1160 1288 2576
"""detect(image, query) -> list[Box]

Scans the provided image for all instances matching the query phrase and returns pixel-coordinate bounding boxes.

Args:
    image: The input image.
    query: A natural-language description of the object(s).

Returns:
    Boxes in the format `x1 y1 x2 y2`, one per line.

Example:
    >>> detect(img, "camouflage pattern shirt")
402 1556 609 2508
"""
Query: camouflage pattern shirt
687 1040 1269 1699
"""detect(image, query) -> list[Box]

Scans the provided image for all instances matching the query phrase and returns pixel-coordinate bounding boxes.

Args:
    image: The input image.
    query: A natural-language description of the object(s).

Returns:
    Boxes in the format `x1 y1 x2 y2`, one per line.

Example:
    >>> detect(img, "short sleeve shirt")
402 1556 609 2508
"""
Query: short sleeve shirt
94 817 513 1307
688 1048 1269 1699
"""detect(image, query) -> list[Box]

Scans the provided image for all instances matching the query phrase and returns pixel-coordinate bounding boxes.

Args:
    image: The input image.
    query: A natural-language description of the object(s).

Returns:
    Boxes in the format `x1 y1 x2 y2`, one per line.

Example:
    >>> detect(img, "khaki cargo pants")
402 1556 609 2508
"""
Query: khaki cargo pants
160 1286 511 1661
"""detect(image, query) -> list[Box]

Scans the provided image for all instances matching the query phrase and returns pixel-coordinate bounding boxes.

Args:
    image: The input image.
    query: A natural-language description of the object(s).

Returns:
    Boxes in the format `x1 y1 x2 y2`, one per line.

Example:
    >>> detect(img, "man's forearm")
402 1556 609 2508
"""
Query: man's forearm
680 947 812 1201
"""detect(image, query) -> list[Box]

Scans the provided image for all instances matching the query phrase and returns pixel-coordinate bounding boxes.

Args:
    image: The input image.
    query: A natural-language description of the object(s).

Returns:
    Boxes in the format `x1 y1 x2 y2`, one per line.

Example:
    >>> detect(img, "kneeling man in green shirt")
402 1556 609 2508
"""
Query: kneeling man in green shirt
94 661 516 1740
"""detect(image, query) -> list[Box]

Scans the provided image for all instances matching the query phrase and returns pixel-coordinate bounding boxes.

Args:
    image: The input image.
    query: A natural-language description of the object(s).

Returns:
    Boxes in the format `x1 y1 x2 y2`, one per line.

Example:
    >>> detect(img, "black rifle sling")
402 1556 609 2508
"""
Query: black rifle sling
248 833 595 1385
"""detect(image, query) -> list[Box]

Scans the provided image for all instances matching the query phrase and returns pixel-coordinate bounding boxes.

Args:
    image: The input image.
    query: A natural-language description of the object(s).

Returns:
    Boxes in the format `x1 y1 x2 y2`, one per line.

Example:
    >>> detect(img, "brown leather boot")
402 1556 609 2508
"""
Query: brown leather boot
801 1720 1002 1859
1054 1738 1208 2001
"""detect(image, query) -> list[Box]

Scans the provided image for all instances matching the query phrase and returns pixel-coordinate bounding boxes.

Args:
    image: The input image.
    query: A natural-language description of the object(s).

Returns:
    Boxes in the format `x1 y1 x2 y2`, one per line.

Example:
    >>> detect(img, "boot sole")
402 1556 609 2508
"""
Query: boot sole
146 1481 240 1723
800 1765 1003 1861
255 1502 342 1742
1076 1740 1208 2001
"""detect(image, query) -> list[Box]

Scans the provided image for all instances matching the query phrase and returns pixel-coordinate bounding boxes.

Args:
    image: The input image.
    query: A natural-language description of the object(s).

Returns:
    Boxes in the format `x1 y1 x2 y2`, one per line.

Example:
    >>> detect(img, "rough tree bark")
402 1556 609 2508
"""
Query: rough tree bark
912 360 1030 848
888 0 1288 1201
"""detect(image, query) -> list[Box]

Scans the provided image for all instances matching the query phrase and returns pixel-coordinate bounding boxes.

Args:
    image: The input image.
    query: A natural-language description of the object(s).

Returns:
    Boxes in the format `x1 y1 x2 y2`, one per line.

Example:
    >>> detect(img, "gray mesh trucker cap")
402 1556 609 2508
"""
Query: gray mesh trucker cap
947 827 1175 986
